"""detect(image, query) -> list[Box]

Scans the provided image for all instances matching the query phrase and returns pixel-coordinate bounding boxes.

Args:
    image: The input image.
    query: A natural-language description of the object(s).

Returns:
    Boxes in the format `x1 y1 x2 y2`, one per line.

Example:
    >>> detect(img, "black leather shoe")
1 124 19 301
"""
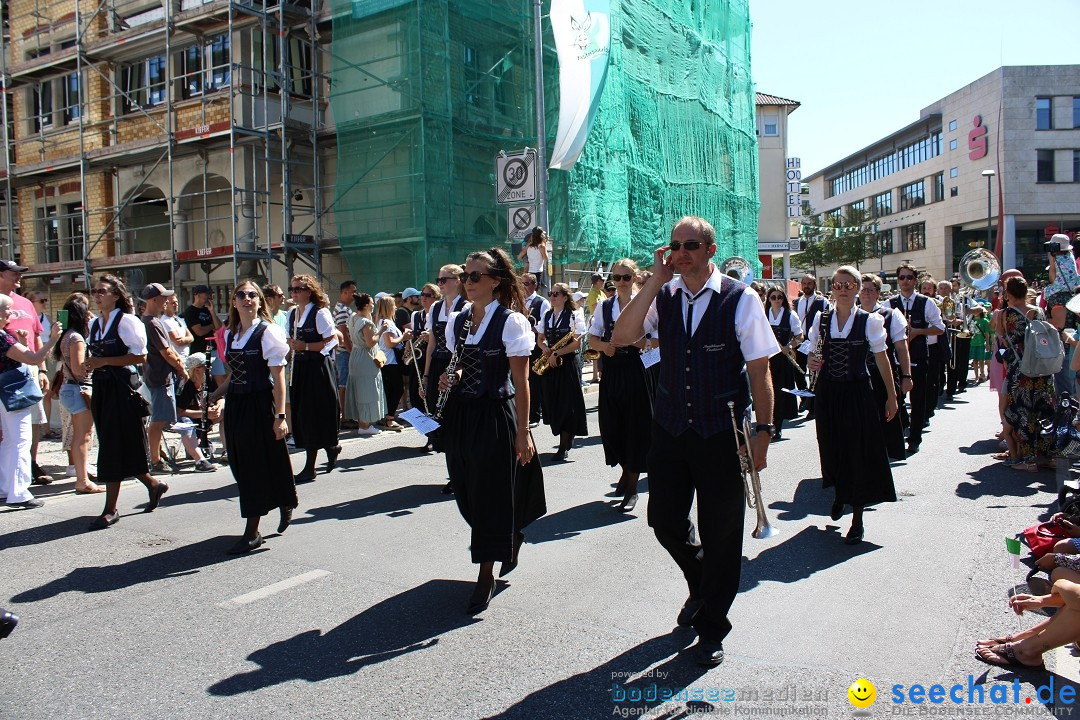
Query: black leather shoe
227 534 264 555
31 462 52 485
500 532 525 577
326 445 342 472
552 448 568 462
295 470 316 485
0 609 18 639
830 501 844 521
691 639 725 667
466 578 495 614
441 481 454 494
277 507 293 534
88 512 119 531
844 525 864 545
618 494 639 513
906 443 920 455
145 482 168 512
676 597 702 627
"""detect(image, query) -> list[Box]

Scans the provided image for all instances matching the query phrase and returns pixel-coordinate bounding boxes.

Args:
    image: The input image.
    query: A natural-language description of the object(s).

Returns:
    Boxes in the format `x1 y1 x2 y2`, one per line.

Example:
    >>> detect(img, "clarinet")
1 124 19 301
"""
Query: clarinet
199 352 212 457
807 312 828 394
433 317 471 421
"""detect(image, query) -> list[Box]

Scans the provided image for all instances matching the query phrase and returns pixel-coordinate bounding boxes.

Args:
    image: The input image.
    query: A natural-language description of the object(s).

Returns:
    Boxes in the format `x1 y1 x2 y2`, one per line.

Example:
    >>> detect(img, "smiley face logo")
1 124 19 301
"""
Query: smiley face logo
847 678 876 708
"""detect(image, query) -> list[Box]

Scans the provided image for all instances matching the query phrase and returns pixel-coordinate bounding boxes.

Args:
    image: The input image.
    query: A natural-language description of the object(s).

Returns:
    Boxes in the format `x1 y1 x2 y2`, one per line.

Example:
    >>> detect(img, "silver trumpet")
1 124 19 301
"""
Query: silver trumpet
727 401 779 539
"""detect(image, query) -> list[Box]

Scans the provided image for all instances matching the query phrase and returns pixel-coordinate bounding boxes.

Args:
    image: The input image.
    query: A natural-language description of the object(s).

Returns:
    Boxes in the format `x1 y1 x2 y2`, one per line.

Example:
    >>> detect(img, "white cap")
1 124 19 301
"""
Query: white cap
572 291 587 302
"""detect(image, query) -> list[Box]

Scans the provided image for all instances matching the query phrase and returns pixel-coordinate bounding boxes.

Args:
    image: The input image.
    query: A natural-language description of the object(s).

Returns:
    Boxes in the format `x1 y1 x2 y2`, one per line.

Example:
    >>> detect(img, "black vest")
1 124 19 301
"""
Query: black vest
432 295 466 359
868 306 898 369
891 294 929 361
225 322 274 395
798 294 827 330
599 296 639 356
544 308 574 347
89 311 130 358
654 278 749 438
821 310 871 382
769 307 794 346
289 305 326 344
451 306 513 401
526 296 545 359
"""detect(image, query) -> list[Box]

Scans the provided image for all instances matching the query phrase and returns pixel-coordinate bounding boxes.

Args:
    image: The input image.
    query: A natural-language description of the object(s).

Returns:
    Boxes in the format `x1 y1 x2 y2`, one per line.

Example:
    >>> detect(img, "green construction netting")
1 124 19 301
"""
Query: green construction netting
330 0 758 291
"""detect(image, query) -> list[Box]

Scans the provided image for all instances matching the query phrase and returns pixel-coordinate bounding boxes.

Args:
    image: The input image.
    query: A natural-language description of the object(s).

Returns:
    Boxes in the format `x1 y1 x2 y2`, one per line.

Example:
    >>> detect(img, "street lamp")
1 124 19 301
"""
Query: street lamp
981 169 995 250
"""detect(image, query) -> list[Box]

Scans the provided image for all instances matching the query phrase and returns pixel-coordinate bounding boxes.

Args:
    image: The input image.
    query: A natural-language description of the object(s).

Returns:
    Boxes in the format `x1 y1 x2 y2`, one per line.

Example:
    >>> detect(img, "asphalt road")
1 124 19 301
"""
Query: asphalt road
3 383 1078 719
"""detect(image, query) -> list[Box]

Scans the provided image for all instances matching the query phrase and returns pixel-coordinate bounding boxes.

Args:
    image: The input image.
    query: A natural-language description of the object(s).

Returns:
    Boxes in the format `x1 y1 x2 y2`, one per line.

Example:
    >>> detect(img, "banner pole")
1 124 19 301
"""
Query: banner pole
533 0 549 233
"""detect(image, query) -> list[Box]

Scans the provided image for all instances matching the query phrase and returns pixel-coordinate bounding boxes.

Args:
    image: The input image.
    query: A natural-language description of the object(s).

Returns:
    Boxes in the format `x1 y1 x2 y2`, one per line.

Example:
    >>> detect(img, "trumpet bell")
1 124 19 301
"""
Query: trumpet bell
959 248 1001 291
752 522 780 539
719 256 754 284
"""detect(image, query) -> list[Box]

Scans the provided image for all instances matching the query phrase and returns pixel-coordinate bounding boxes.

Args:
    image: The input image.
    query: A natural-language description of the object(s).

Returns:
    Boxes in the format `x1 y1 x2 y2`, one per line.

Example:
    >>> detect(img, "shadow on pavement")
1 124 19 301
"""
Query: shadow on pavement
208 578 478 696
9 536 240 602
334 445 429 472
527 499 636 543
959 439 1004 456
0 515 105 551
485 630 708 719
739 525 879 592
770 477 829 522
956 465 1056 501
293 483 454 524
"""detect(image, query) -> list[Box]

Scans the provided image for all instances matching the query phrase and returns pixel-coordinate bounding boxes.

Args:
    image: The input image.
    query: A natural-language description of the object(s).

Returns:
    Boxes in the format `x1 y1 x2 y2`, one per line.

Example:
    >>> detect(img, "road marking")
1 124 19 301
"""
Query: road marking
219 570 331 609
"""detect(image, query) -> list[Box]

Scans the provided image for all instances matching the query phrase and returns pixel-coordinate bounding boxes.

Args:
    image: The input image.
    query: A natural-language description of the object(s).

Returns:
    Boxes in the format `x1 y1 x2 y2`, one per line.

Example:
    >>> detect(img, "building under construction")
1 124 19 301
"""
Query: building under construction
0 0 759 301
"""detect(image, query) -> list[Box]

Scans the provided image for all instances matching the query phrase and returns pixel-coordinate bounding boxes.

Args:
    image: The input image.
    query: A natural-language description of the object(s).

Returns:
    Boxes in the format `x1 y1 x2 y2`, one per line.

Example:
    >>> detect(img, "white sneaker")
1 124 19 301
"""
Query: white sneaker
357 425 380 436
66 465 76 477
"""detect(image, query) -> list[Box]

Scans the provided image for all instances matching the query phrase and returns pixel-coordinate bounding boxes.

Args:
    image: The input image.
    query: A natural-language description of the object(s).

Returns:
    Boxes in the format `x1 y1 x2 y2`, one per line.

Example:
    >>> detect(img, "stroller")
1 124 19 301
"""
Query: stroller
1046 391 1080 509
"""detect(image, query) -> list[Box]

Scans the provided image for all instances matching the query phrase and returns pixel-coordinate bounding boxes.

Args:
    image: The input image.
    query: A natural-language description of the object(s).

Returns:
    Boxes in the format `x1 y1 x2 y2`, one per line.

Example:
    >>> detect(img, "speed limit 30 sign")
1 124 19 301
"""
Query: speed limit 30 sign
496 149 537 205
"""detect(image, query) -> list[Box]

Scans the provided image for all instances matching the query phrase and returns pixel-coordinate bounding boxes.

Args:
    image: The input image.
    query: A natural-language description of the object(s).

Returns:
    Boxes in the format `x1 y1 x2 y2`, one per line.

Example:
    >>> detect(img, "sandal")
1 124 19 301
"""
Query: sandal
976 634 1015 648
992 452 1012 460
1011 462 1038 473
75 484 105 495
974 642 1044 670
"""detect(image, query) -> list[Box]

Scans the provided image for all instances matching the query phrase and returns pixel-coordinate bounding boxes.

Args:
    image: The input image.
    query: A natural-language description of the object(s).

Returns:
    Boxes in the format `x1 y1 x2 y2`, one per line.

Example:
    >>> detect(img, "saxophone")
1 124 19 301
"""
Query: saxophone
433 318 471 421
532 330 578 376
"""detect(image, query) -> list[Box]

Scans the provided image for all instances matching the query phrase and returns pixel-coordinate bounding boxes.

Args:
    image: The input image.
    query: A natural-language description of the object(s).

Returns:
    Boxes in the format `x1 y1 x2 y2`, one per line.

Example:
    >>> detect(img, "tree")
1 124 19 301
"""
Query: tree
828 207 878 269
791 203 829 276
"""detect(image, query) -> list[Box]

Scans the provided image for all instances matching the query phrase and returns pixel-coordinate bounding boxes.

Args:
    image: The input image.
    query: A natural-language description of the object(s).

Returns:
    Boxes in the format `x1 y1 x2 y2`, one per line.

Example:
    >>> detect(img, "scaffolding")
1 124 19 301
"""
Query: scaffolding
0 0 331 302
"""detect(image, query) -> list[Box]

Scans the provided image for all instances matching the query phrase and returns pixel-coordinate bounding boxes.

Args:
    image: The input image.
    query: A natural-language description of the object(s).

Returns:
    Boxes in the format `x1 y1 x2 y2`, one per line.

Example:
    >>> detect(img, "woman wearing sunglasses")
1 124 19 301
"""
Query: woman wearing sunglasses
764 287 803 441
805 265 897 545
212 281 297 553
587 259 653 512
439 248 545 614
83 275 169 529
286 275 341 483
422 266 466 463
537 282 588 461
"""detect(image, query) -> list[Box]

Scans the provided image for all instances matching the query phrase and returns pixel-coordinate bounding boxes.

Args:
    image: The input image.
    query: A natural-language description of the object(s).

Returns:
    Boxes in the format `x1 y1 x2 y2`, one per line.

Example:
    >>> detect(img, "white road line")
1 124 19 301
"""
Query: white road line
219 569 331 609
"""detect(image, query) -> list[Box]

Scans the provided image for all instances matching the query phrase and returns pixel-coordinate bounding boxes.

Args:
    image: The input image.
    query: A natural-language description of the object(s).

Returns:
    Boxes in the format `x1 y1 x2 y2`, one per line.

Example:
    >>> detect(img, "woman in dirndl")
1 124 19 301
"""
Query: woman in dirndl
764 286 803 441
213 280 297 554
84 275 169 530
440 247 545 614
587 259 654 513
806 265 897 545
537 282 588 462
286 274 341 483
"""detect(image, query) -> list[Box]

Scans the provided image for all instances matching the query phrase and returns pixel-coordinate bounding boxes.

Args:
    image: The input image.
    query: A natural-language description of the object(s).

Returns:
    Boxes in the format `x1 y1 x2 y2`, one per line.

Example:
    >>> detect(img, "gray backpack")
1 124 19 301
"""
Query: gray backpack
1008 307 1064 378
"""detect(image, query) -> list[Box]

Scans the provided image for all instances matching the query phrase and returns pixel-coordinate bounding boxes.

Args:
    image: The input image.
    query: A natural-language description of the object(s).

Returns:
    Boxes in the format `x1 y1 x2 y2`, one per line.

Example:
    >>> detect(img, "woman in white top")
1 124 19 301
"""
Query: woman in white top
587 259 654 512
84 274 169 530
211 281 296 554
764 287 804 441
439 247 545 614
805 265 897 545
517 227 550 294
375 295 409 431
537 282 589 462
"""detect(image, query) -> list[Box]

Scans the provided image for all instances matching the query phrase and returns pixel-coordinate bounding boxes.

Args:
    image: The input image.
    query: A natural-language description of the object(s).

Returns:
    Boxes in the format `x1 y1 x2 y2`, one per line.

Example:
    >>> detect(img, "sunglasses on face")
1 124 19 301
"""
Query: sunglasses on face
436 276 456 284
897 274 917 281
832 281 858 291
768 294 784 301
234 290 259 300
420 292 436 298
90 288 113 296
459 271 493 284
523 280 537 286
288 286 308 293
549 291 565 297
669 240 704 252
611 273 633 282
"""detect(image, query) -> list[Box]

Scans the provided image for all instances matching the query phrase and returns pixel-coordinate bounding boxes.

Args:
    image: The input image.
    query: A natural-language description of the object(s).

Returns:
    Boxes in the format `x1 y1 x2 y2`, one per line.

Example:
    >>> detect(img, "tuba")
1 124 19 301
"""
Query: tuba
727 402 778 539
959 248 1001 291
719 256 754 284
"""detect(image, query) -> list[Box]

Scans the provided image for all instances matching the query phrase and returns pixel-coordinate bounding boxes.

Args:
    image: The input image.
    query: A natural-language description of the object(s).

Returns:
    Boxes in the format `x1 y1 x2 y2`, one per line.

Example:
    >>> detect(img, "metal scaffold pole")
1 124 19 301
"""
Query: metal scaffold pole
532 0 548 232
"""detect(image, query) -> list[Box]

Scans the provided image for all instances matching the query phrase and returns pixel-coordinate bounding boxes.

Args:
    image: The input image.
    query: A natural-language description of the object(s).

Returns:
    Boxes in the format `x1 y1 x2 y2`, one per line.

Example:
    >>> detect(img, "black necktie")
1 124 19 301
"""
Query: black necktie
685 289 708 336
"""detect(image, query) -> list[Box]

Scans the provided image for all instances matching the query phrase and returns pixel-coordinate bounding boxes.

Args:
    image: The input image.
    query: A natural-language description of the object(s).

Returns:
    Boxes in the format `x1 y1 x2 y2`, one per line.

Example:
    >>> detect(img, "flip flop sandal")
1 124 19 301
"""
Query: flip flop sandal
976 634 1015 648
75 485 105 495
975 642 1045 670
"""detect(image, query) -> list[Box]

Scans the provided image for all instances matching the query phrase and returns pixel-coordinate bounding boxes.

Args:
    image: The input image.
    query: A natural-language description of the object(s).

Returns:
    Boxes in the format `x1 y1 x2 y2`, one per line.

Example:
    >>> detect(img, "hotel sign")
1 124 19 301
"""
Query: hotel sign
785 157 803 219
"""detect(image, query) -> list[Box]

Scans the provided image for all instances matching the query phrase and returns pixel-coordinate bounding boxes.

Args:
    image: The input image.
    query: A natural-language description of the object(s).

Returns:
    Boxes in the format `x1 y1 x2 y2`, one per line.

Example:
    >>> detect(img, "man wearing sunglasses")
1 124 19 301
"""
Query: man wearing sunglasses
612 216 779 668
888 262 944 455
793 274 829 418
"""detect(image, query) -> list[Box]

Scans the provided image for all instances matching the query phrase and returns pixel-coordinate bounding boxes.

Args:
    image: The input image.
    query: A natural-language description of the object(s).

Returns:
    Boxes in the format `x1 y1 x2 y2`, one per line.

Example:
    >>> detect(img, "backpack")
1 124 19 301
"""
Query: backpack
1010 307 1065 378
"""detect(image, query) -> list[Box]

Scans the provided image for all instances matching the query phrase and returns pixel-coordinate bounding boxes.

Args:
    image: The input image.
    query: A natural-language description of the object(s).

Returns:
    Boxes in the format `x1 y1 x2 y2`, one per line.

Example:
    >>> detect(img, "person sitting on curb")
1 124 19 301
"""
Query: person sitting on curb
171 352 220 472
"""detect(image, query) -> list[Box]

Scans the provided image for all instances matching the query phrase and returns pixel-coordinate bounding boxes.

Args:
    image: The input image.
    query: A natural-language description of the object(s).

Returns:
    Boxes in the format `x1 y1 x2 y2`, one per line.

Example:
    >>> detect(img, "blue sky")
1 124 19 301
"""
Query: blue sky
748 0 1080 175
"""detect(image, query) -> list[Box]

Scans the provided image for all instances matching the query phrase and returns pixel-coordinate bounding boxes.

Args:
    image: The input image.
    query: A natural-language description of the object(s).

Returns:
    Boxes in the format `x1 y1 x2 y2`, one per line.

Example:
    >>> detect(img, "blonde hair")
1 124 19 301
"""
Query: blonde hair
611 258 640 275
439 264 463 278
421 282 440 300
833 265 861 284
375 296 397 324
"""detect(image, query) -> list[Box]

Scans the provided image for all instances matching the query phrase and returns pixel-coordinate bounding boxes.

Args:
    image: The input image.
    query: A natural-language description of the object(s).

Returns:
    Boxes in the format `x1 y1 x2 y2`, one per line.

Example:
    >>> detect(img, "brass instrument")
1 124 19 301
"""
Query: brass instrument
727 401 778 539
532 330 578 376
719 256 754 284
405 337 429 414
583 335 600 363
959 247 1001 291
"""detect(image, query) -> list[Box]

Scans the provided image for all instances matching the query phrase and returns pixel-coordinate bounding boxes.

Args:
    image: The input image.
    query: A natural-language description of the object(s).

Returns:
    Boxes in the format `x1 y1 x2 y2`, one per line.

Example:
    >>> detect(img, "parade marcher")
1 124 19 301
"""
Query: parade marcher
439 248 545 614
211 281 297 554
859 274 913 461
922 277 948 414
794 273 829 418
84 275 169 530
286 274 341 483
890 264 944 455
943 278 972 398
407 284 438 448
521 273 550 428
54 293 103 493
422 264 466 436
587 259 653 512
343 293 385 435
333 280 356 427
141 284 189 474
536 282 588 462
806 266 898 545
612 216 778 668
763 286 802 441
0 293 61 509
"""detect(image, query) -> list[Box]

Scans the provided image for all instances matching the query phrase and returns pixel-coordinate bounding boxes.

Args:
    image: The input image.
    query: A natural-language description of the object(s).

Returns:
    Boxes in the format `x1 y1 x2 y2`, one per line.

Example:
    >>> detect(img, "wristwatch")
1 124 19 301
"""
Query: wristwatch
276 413 286 420
753 423 773 435
900 374 912 379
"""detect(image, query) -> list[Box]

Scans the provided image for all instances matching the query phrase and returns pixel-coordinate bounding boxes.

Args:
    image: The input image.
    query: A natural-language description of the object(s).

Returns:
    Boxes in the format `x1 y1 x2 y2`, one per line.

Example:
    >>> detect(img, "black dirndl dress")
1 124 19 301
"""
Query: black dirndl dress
598 349 654 471
767 308 799 425
443 308 546 563
91 367 150 482
539 310 588 437
224 323 297 519
814 311 896 508
288 305 339 450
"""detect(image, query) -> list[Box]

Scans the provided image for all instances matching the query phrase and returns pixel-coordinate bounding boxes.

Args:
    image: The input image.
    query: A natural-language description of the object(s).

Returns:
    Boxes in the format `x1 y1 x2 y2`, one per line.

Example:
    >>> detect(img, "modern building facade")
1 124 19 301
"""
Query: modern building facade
755 91 799 279
804 65 1080 283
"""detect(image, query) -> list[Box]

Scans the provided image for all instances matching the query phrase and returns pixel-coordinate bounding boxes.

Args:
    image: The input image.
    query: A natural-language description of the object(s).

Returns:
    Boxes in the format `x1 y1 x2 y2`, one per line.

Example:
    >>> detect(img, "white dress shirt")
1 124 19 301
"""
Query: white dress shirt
289 303 339 355
805 309 888 354
91 308 148 355
896 291 945 345
588 295 634 337
538 307 587 336
226 320 289 367
446 299 535 357
767 306 803 338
